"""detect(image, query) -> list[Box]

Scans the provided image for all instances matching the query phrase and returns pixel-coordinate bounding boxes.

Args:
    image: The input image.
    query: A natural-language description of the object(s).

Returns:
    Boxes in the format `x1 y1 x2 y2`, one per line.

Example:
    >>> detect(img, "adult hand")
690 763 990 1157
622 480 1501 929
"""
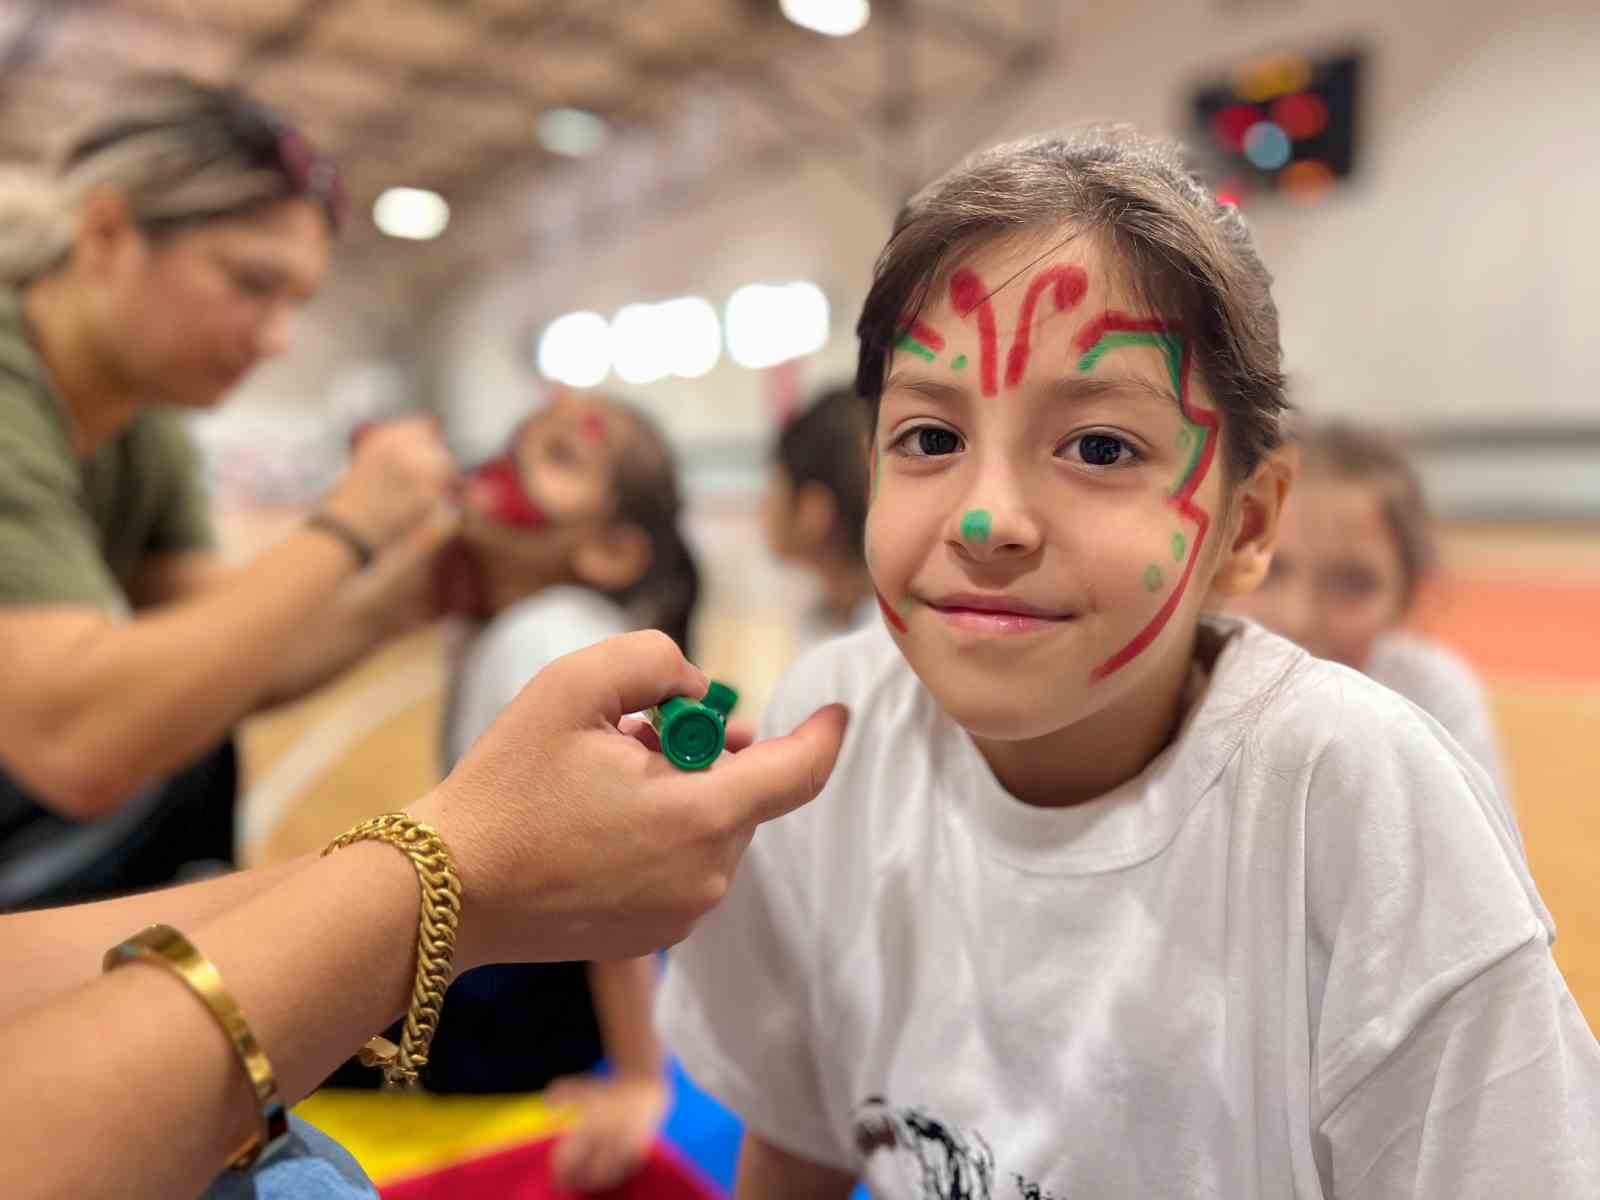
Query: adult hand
411 630 848 968
339 502 462 636
321 416 456 551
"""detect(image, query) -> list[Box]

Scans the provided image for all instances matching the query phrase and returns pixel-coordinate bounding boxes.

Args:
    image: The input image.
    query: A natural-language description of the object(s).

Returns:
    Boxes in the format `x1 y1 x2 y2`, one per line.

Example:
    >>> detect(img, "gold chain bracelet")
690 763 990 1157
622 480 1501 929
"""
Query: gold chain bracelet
323 813 462 1089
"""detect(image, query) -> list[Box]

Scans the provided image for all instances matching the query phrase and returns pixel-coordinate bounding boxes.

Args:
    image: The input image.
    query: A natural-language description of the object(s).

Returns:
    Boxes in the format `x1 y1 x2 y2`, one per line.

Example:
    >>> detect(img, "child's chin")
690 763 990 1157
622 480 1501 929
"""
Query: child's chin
928 680 1085 743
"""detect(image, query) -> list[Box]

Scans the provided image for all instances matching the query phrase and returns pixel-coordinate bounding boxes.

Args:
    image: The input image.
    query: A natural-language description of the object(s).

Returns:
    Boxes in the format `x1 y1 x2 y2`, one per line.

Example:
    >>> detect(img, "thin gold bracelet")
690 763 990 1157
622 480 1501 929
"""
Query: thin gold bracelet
323 813 462 1089
103 924 289 1169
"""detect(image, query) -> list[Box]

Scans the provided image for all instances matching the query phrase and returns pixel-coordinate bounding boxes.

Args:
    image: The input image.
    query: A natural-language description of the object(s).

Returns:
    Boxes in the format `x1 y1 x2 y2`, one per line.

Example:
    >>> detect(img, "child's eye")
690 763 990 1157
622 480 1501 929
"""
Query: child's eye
895 425 964 458
1062 432 1139 467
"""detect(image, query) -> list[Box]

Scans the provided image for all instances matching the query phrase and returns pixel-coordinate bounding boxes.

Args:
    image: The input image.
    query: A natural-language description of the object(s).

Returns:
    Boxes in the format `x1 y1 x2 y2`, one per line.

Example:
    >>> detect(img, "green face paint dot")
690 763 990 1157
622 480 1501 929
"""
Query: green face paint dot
959 509 992 542
1144 564 1164 592
1171 531 1186 561
952 353 968 371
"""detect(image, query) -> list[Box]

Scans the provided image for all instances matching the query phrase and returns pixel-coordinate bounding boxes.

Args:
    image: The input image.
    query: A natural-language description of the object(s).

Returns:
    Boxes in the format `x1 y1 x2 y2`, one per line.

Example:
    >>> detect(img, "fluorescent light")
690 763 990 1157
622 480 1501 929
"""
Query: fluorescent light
536 107 609 158
725 281 830 369
659 297 721 379
537 311 611 388
372 187 449 240
780 0 869 37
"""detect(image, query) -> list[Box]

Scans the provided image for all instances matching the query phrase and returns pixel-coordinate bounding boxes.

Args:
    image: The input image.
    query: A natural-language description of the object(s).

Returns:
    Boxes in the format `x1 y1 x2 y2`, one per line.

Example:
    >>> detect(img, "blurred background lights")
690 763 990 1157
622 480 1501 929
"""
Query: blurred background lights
535 107 609 158
1243 121 1293 170
372 187 450 240
658 297 722 379
610 298 722 384
780 0 870 38
725 281 830 369
537 311 611 388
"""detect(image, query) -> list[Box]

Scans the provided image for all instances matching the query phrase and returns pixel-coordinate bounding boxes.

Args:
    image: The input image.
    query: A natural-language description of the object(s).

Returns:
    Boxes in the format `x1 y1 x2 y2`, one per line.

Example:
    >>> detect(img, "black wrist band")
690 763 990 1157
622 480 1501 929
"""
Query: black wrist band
306 510 376 569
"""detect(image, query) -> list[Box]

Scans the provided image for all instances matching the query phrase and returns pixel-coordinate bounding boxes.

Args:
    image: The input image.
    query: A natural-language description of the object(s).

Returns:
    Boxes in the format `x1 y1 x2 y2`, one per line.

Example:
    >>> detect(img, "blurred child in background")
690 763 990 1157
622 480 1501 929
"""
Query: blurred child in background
332 388 698 1193
1228 420 1514 828
761 384 874 648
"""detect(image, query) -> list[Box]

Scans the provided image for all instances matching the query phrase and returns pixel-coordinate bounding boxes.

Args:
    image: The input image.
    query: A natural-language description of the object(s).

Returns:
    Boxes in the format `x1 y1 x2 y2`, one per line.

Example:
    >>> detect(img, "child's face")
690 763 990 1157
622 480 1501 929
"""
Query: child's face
461 392 631 608
1228 474 1408 668
866 233 1247 742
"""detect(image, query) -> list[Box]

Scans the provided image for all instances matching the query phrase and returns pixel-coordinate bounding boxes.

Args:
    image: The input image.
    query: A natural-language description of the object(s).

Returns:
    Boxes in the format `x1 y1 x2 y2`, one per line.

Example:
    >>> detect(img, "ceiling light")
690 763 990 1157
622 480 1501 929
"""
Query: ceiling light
725 281 829 369
780 0 870 37
536 107 609 158
372 187 449 240
611 298 722 385
537 311 611 388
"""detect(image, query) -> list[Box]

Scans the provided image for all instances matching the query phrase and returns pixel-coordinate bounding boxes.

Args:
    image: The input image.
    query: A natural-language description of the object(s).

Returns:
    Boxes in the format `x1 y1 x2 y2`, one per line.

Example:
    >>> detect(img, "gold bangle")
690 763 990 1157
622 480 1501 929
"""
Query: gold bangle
323 813 462 1090
103 924 288 1170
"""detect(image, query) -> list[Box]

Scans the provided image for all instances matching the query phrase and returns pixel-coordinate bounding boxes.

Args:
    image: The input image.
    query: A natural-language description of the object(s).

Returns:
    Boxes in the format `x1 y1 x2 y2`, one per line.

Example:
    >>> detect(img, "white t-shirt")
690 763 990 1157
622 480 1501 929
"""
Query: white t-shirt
442 586 632 770
659 617 1598 1198
1364 630 1511 814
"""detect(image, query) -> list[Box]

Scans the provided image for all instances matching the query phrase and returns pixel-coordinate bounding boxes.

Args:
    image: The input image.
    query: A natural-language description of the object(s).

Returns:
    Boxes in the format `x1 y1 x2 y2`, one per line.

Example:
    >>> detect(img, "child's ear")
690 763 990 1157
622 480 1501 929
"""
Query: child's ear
1212 444 1296 598
794 481 839 550
573 523 653 593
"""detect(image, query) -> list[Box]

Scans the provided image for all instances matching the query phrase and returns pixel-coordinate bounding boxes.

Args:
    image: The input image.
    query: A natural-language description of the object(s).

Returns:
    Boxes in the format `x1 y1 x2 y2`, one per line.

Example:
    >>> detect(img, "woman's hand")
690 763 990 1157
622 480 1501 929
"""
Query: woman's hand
322 416 456 551
547 1074 671 1193
411 630 848 968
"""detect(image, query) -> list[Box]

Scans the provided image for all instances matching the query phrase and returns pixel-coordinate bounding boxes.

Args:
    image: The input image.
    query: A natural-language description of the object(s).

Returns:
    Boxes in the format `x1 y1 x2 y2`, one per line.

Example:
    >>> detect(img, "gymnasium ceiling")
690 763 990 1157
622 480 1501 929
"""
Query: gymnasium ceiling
0 0 1058 305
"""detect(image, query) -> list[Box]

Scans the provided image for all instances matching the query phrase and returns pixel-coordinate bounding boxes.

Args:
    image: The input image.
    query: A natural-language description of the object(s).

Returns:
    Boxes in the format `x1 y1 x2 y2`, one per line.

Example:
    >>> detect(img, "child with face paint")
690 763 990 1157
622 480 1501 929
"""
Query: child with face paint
658 129 1598 1199
761 384 876 647
332 389 699 1194
1228 420 1514 826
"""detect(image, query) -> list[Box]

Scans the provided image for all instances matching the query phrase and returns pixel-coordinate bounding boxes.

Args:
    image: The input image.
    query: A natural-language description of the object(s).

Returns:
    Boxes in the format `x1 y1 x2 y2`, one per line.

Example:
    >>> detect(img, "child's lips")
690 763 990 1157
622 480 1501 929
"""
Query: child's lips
929 594 1075 635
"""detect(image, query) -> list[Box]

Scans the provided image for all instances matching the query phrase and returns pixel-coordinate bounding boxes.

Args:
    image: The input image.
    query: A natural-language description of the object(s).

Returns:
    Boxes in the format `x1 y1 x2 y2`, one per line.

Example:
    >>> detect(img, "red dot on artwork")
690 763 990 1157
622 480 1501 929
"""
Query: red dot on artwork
1270 92 1328 141
1210 104 1261 153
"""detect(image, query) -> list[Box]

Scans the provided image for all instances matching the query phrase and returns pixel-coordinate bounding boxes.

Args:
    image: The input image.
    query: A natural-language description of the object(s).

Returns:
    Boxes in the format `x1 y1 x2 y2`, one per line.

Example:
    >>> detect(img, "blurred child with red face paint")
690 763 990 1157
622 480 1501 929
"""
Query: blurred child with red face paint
1228 420 1513 824
333 389 699 1193
658 130 1597 1199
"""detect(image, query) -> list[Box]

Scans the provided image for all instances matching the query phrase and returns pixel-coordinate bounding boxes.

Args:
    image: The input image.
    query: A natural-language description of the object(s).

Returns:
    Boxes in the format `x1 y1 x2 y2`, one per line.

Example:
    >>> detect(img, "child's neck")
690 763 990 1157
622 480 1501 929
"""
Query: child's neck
970 627 1201 807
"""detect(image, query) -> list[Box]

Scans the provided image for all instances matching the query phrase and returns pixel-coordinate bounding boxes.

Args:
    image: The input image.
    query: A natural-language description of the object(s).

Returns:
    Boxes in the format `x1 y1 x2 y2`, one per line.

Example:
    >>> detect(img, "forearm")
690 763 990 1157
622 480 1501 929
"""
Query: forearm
0 857 306 1022
0 840 420 1200
28 530 357 813
253 586 390 708
735 1132 857 1200
588 956 665 1080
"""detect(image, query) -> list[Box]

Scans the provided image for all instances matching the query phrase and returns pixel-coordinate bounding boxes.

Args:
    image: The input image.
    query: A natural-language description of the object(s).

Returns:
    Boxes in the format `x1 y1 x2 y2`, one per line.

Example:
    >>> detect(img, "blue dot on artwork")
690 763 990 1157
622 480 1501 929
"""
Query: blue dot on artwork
1244 121 1292 171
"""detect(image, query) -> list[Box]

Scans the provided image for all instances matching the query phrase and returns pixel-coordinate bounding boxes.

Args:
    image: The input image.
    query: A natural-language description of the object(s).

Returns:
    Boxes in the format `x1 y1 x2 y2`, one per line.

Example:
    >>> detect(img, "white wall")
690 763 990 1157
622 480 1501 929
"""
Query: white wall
422 0 1600 509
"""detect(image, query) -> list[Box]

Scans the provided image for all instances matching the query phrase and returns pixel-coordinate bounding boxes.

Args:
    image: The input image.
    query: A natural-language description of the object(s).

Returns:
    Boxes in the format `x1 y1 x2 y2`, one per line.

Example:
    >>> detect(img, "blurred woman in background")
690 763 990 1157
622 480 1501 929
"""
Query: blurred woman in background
1229 420 1516 837
0 73 456 909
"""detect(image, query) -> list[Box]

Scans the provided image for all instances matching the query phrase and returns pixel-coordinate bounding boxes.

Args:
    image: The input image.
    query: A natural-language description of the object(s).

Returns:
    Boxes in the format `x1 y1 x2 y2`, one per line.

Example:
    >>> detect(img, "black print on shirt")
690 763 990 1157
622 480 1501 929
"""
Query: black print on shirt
853 1098 1057 1200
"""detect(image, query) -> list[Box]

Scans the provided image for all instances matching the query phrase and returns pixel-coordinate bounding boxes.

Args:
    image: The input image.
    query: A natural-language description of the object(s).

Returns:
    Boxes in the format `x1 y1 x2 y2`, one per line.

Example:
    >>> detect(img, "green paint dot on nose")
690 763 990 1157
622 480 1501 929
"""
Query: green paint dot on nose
952 353 969 371
1144 564 1164 591
1171 531 1186 561
960 509 992 542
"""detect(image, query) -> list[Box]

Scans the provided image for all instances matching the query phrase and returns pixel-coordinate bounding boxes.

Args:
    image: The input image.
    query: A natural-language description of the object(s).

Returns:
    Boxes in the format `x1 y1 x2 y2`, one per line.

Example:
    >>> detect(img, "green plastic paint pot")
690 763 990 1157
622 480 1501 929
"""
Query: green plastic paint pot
650 680 739 771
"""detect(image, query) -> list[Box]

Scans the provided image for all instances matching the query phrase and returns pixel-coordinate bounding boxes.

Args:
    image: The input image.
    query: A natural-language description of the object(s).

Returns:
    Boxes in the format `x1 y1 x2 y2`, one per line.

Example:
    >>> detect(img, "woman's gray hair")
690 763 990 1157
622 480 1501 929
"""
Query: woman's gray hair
0 72 341 286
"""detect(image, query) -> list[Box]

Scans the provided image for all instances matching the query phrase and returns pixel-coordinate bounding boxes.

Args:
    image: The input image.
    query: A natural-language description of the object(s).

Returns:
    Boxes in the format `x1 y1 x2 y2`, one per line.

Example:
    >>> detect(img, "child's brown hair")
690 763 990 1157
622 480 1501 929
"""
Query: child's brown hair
855 126 1288 480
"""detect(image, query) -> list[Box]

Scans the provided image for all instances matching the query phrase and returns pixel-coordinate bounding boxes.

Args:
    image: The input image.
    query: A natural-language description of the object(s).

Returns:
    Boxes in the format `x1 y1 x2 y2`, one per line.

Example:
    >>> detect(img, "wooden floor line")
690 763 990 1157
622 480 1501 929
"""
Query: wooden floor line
240 661 442 853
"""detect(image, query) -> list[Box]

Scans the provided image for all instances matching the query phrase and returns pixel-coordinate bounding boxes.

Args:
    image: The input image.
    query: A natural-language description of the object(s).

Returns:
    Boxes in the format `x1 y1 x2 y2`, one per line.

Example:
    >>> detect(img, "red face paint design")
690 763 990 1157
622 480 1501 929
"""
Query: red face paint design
949 268 999 397
464 454 547 531
1004 265 1087 389
1074 313 1219 683
578 411 607 444
875 585 909 634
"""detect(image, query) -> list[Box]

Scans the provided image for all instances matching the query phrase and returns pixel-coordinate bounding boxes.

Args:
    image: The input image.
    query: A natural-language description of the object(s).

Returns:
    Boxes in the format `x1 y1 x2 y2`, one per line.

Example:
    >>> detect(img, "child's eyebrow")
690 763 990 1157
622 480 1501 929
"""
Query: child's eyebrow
1047 372 1176 409
881 373 967 405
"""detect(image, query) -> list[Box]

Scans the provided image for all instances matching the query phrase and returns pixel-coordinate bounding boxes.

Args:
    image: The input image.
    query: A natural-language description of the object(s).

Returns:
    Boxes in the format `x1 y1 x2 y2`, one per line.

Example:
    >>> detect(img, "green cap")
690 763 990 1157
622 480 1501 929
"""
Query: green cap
649 680 740 771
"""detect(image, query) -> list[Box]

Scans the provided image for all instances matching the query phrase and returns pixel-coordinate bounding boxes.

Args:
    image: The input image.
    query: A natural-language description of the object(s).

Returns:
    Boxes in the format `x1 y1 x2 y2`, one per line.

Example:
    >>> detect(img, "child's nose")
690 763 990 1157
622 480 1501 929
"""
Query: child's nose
951 494 1041 560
